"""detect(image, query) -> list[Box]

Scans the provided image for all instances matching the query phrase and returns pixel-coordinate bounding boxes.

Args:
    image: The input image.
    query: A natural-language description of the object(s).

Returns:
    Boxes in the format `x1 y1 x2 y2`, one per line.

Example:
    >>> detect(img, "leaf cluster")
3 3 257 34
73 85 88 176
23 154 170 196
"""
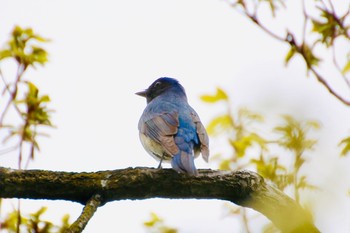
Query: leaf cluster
311 6 349 47
0 26 53 168
0 26 48 69
0 207 70 233
231 0 350 105
201 87 321 232
0 26 57 233
202 88 319 191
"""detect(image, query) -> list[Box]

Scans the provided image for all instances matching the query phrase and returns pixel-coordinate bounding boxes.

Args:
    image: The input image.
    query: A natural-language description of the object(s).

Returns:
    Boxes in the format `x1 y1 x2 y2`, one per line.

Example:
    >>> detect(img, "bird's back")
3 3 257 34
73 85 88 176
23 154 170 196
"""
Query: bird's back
137 77 209 175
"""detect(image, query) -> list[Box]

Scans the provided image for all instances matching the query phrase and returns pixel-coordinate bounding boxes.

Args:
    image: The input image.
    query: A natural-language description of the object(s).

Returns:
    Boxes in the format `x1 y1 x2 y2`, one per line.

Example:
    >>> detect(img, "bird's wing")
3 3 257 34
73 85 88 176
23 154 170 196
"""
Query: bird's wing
140 111 180 155
191 112 209 162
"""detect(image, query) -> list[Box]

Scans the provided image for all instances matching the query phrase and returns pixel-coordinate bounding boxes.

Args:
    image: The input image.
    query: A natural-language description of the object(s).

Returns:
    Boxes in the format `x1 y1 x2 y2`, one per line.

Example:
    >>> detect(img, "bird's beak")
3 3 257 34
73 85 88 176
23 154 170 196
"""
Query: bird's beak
135 89 147 97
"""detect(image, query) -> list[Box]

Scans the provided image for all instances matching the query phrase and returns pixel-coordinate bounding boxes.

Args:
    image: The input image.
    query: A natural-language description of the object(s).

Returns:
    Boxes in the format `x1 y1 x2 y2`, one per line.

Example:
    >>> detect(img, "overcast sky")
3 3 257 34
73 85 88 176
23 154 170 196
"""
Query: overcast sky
1 0 350 232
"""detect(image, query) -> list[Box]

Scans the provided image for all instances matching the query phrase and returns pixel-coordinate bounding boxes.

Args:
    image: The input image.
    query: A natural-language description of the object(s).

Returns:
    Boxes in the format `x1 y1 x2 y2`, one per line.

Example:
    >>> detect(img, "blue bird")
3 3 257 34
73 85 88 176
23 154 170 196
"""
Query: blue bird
136 77 209 175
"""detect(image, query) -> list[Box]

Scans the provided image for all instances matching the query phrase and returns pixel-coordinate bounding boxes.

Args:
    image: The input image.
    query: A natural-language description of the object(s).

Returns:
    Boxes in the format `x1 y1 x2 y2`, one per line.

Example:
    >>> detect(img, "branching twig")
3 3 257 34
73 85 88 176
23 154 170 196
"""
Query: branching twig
230 0 350 106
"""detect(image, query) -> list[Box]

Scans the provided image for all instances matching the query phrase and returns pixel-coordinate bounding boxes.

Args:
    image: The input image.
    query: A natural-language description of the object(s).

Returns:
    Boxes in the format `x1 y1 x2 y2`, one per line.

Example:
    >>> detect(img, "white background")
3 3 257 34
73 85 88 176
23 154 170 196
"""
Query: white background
1 0 350 232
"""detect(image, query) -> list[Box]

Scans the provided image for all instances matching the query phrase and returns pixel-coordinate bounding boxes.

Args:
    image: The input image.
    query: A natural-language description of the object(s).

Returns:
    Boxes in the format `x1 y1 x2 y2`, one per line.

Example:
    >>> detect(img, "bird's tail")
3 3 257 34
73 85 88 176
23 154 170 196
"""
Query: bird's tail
171 151 197 175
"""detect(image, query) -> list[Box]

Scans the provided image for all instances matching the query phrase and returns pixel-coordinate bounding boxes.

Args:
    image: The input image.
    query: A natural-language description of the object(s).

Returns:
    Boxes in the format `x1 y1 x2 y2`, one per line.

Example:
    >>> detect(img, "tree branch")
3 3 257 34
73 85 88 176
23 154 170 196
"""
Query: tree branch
0 167 319 233
65 194 102 233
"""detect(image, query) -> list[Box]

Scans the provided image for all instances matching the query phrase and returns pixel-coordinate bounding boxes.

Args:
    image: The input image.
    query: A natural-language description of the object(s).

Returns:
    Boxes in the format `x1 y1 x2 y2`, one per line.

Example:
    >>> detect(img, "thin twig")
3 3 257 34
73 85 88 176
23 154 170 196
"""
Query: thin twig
241 208 252 233
64 194 102 233
230 0 350 106
326 0 335 13
331 42 350 89
18 139 24 170
16 200 21 233
0 145 19 155
245 13 286 42
0 65 25 126
18 120 31 169
310 65 350 105
301 0 308 44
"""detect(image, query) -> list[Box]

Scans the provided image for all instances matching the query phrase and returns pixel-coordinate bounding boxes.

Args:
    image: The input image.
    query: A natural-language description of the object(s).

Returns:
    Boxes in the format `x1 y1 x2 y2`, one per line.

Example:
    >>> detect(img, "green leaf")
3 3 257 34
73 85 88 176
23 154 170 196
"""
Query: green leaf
57 214 71 233
230 137 252 158
230 133 266 158
250 155 288 189
285 46 296 65
28 82 39 96
144 212 162 227
31 46 49 65
0 49 12 60
31 206 48 218
0 25 49 67
200 87 228 103
274 115 318 152
339 136 350 157
40 95 51 103
342 61 350 75
302 43 321 68
310 7 346 47
311 18 335 46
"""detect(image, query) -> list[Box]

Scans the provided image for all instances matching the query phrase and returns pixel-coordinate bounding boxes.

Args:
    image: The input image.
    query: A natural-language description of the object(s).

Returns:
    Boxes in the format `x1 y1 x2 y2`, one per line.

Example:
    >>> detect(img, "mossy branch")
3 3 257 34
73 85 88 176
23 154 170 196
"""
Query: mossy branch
0 167 319 233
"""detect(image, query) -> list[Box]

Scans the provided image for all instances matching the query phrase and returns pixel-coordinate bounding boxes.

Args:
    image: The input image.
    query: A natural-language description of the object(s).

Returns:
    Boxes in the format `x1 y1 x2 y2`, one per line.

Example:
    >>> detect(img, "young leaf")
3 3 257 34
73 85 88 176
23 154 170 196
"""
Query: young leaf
302 43 321 68
0 25 49 67
342 60 350 75
230 133 266 158
285 46 296 65
200 87 228 103
339 136 350 157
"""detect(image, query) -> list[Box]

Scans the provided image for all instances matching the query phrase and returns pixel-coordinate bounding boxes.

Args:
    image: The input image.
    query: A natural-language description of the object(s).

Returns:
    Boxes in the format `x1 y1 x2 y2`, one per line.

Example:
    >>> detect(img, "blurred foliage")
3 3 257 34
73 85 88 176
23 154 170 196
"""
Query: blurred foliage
2 0 350 232
201 88 320 188
0 207 70 233
311 6 349 47
201 87 320 232
0 25 53 168
143 213 178 233
231 0 350 105
0 26 62 233
0 26 48 68
210 0 350 229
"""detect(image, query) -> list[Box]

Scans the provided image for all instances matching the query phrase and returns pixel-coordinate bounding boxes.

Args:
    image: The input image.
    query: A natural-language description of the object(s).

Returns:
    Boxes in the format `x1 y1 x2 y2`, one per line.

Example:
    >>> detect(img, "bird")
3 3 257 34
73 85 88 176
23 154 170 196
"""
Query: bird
136 77 209 175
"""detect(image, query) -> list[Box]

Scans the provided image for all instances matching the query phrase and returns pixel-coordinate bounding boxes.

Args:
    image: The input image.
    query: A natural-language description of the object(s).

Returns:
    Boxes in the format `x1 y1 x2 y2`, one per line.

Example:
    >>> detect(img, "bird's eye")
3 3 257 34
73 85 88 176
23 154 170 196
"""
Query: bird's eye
154 81 162 88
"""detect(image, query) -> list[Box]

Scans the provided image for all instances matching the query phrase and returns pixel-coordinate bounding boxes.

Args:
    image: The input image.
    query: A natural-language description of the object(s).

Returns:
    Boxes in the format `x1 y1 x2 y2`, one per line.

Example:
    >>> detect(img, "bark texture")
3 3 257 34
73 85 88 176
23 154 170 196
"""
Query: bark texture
0 167 319 233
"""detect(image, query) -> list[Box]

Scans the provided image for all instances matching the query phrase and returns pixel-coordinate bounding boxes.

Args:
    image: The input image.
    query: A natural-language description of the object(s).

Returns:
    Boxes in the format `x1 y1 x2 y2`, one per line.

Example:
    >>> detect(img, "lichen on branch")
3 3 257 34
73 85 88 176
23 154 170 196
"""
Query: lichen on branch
0 166 319 233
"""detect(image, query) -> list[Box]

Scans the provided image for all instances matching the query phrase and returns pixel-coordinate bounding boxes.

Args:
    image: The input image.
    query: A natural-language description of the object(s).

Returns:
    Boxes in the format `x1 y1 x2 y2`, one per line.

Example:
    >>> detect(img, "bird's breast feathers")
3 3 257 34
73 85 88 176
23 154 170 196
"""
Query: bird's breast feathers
139 133 173 162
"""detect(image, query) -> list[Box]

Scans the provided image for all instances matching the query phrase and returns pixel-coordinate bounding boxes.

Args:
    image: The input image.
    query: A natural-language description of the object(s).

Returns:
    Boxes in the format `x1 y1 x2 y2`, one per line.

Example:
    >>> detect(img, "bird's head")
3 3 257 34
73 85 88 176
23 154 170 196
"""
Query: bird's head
136 77 186 103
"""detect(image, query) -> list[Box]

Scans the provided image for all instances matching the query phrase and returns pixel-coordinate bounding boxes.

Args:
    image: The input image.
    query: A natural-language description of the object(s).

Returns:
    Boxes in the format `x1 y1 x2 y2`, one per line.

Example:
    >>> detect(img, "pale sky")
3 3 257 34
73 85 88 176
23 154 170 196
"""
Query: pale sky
1 0 350 232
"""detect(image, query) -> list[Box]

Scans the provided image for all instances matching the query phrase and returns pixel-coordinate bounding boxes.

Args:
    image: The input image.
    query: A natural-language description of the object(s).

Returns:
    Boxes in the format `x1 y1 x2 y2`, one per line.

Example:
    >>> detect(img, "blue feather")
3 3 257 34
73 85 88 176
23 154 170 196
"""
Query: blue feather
137 77 209 175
